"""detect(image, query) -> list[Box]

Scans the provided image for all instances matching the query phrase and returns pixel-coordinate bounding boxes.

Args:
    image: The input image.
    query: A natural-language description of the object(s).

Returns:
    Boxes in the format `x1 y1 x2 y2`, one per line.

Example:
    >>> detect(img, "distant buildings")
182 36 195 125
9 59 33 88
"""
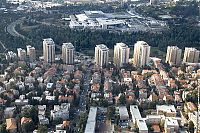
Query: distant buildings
133 41 150 67
26 45 36 62
183 47 199 63
95 44 109 67
62 43 75 65
43 38 55 63
165 46 182 66
113 43 130 68
17 48 26 61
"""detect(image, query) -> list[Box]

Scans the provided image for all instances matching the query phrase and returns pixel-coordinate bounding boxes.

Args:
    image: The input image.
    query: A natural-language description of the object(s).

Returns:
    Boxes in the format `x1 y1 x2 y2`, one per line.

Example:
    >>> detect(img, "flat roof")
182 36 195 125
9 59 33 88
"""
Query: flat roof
137 119 148 131
119 106 129 118
96 18 125 25
156 105 176 113
130 105 142 119
85 107 97 133
165 118 179 126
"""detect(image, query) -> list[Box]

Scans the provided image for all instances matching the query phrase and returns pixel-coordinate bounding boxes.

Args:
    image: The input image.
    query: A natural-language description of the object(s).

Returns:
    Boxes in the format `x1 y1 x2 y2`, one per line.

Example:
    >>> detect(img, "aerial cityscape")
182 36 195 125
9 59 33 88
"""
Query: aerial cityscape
0 0 200 133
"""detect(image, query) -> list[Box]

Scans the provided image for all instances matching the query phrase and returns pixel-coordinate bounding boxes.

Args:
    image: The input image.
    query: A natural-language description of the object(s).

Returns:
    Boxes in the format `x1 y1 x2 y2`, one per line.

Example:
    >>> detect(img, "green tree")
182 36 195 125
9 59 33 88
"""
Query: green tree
0 124 8 133
99 98 108 107
188 121 194 133
37 125 48 133
22 121 35 133
119 93 126 105
22 107 38 125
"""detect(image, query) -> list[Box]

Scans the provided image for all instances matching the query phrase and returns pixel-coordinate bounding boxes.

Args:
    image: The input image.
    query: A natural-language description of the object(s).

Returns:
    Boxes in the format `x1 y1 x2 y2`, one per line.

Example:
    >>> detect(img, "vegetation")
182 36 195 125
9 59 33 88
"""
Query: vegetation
37 125 48 133
0 2 199 54
15 22 200 54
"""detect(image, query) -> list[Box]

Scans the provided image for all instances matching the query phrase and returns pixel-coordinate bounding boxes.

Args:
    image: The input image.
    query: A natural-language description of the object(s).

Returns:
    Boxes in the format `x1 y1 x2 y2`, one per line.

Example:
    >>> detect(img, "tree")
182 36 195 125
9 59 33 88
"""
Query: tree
99 98 108 107
37 125 48 133
22 121 35 133
107 106 115 119
188 121 194 133
0 124 8 133
22 107 38 125
119 93 126 105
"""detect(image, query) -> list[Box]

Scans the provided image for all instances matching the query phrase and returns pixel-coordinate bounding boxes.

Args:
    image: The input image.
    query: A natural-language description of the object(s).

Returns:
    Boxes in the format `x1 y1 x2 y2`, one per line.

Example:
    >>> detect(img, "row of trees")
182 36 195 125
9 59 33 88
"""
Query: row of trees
15 21 200 54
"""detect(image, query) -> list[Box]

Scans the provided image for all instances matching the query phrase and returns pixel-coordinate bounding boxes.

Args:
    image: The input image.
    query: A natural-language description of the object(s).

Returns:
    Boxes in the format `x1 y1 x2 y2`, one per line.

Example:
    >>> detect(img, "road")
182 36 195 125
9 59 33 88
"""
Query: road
70 61 92 132
0 40 7 51
6 17 26 39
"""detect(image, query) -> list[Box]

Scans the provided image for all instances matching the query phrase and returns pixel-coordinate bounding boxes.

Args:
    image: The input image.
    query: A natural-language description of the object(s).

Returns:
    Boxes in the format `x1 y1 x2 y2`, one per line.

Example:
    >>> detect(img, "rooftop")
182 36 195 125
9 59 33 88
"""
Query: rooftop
130 105 142 119
156 105 176 113
96 44 109 50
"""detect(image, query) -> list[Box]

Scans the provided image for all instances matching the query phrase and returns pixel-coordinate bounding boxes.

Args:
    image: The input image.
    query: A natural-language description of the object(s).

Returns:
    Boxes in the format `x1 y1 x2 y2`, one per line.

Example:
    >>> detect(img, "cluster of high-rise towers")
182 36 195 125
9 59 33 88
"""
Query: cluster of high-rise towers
42 38 199 67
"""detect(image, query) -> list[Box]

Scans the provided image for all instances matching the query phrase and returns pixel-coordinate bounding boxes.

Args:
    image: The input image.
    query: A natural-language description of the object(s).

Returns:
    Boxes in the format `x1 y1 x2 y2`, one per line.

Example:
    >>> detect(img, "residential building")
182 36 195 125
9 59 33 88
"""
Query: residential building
51 103 70 120
26 45 36 61
5 51 17 60
145 115 162 125
17 48 26 61
156 105 176 117
136 119 148 133
38 115 49 125
62 43 75 64
113 42 130 67
119 106 129 120
85 107 97 133
133 41 150 67
164 118 179 133
43 38 55 63
165 46 182 65
183 47 200 63
130 105 142 124
4 107 16 118
6 118 17 133
21 117 32 125
95 44 109 67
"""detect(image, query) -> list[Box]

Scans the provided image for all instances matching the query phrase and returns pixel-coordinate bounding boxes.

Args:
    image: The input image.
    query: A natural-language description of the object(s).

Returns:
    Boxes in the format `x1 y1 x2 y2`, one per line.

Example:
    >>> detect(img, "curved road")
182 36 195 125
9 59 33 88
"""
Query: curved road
6 17 26 39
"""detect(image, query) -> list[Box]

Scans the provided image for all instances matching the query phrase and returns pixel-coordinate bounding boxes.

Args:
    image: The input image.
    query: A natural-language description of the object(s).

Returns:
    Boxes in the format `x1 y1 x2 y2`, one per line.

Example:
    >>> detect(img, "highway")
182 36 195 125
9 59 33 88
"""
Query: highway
6 17 26 39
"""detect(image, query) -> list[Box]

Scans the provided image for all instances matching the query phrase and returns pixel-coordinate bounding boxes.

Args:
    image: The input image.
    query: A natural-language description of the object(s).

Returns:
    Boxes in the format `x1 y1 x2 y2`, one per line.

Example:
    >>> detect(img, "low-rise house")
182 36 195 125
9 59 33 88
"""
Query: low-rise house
148 93 158 102
136 119 148 133
85 107 97 133
119 106 129 121
14 95 29 106
130 105 142 124
91 83 100 92
4 107 16 118
151 125 161 133
145 115 162 125
51 103 70 120
139 89 147 99
46 83 54 90
188 111 200 129
163 95 174 102
46 95 56 102
104 92 113 104
164 118 179 133
56 120 70 130
38 115 49 125
156 105 176 117
0 98 6 105
59 94 74 103
184 102 197 113
21 117 32 125
6 118 17 133
38 105 46 115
